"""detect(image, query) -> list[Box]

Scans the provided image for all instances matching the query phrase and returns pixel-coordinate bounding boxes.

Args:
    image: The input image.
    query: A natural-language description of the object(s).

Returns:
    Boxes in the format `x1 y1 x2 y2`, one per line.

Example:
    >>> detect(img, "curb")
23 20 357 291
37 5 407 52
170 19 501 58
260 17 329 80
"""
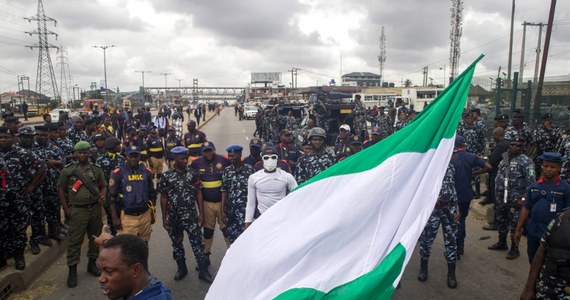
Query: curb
470 198 495 221
0 239 68 299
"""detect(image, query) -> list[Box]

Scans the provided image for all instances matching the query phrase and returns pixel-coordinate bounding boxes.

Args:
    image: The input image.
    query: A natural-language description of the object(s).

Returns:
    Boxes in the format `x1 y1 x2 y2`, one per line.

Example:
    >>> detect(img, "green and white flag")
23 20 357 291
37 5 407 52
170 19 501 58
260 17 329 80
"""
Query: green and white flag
207 55 483 300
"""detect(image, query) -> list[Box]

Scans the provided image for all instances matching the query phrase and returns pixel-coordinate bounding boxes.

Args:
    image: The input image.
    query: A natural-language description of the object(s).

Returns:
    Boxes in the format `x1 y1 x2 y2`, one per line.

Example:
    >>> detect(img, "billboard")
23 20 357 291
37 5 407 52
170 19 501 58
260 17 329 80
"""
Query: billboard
251 72 282 83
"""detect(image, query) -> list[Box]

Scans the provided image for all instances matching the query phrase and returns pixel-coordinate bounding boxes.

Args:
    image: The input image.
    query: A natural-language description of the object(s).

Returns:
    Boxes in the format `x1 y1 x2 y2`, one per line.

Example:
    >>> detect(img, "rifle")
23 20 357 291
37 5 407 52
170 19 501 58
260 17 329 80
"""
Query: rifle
502 152 510 204
70 166 99 196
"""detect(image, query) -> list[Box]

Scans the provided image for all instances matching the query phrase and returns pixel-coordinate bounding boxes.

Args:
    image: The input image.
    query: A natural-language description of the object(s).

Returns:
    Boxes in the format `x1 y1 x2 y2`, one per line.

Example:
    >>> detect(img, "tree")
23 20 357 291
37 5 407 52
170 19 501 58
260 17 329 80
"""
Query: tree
404 79 413 87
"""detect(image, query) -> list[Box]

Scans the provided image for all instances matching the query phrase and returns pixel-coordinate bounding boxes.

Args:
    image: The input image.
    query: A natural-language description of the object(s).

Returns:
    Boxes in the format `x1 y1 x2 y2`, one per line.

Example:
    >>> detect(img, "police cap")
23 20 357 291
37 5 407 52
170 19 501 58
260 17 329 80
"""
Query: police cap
74 141 91 152
542 113 553 120
202 141 215 151
455 135 465 148
349 135 363 145
226 145 243 154
187 120 196 126
170 146 189 156
34 125 48 133
17 126 36 136
262 146 277 156
370 127 381 136
92 133 105 141
496 114 509 121
47 123 59 131
0 126 11 134
125 126 136 133
249 138 263 148
538 152 566 164
104 137 121 149
4 116 20 124
125 145 141 155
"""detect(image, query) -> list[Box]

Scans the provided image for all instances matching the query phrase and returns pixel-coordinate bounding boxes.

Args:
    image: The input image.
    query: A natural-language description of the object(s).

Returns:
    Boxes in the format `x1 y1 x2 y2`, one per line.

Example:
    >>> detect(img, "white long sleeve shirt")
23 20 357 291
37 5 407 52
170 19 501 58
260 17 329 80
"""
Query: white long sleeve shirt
245 169 298 223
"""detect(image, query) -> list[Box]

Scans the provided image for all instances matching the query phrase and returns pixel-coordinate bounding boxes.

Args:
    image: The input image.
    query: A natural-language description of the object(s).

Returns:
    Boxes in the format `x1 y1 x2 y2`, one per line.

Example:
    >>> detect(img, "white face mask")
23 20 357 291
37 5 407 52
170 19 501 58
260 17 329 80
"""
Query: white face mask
263 155 278 172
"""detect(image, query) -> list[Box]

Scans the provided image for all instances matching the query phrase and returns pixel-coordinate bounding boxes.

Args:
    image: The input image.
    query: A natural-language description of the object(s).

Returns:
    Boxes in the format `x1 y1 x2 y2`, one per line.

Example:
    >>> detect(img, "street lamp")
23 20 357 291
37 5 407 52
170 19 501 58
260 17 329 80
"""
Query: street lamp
93 45 116 94
161 72 171 103
135 70 151 104
439 65 446 88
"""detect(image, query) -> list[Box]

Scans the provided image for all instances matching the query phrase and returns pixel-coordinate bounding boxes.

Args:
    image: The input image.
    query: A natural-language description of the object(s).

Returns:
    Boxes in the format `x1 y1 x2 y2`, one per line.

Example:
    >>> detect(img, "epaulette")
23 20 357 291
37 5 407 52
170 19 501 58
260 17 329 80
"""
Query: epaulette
93 163 101 167
64 163 74 168
113 168 121 174
146 167 152 173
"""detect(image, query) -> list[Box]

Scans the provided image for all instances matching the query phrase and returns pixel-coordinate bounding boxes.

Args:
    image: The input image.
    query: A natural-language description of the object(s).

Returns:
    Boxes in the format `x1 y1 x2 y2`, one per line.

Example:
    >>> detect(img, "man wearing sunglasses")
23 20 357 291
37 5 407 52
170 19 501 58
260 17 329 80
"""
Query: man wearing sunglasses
489 136 535 260
245 146 297 229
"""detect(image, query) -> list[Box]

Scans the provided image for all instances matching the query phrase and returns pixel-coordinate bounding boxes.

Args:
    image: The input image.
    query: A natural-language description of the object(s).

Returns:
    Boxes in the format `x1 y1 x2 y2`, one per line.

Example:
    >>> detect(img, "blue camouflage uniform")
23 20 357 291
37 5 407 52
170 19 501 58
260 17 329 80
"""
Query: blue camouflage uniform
221 161 254 243
420 164 458 263
294 149 336 185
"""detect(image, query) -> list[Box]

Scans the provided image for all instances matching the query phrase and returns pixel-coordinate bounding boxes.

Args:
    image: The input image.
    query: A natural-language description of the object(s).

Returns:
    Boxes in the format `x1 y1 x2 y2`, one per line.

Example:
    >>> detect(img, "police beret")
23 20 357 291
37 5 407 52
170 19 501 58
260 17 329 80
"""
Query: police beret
542 113 553 120
249 138 262 148
538 152 566 164
92 133 105 141
455 135 465 148
17 126 36 136
74 141 91 152
170 146 189 156
226 145 243 153
0 126 11 134
370 127 381 135
34 125 48 132
202 141 215 151
349 135 363 145
104 137 121 149
125 145 141 155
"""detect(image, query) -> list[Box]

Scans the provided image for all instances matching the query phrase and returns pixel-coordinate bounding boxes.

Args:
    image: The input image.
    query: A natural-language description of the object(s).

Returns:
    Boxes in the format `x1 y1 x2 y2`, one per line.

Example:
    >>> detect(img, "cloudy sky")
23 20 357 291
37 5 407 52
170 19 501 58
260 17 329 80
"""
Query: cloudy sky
0 0 568 100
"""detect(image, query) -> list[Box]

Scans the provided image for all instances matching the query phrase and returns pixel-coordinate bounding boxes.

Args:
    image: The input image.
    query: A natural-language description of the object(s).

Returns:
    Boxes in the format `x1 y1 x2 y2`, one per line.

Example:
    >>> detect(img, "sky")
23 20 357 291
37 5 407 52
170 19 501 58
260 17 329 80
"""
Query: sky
0 0 568 100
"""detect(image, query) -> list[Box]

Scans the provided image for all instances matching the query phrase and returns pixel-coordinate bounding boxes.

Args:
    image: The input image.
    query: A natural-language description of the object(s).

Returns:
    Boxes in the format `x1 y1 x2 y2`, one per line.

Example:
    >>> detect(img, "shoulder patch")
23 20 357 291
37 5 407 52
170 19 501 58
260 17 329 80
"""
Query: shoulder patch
113 168 121 174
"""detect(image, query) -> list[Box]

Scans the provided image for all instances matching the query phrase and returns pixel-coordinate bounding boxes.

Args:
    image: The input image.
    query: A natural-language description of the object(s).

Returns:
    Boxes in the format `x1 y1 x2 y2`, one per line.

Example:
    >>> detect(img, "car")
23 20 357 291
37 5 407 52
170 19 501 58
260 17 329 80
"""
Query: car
50 108 80 122
243 105 258 120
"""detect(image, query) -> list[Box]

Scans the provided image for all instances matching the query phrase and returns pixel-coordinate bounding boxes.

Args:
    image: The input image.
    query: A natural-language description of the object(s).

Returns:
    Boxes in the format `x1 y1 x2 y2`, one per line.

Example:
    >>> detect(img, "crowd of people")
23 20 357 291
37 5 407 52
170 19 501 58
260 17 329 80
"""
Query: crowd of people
0 100 569 299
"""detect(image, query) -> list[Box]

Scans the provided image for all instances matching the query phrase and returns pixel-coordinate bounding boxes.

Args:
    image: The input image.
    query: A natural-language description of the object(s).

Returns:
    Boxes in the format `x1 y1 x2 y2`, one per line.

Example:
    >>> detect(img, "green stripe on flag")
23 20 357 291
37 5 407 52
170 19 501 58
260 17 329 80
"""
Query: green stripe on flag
297 54 484 189
274 243 406 300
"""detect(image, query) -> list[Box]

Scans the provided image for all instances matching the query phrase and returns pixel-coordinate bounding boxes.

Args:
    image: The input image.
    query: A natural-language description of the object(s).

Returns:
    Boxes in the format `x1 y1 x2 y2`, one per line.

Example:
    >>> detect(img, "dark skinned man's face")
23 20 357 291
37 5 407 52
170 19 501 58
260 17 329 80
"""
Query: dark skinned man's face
542 161 561 180
174 155 188 169
202 149 215 161
76 150 90 164
228 152 241 165
19 135 35 148
0 133 13 150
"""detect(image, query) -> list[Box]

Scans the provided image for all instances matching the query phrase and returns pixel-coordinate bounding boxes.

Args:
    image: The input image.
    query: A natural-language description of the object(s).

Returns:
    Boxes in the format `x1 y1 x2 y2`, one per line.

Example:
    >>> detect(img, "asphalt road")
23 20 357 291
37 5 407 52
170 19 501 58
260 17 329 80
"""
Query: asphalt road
12 108 530 299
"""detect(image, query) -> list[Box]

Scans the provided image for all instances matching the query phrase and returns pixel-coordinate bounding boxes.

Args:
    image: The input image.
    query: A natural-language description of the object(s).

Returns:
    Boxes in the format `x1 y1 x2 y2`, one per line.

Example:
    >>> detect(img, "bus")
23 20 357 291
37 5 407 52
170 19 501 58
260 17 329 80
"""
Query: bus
352 93 410 109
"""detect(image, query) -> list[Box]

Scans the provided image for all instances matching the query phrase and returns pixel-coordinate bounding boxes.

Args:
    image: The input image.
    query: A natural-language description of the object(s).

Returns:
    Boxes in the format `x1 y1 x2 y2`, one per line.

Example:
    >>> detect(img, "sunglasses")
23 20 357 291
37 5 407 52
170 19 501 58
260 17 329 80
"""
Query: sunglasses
510 144 523 147
262 155 278 160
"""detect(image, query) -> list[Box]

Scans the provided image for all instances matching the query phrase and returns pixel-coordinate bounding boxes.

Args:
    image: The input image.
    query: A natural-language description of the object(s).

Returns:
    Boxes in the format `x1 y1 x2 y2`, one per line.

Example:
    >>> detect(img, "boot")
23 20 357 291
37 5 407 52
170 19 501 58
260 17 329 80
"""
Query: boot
174 259 188 281
488 234 508 250
447 263 457 289
417 258 428 282
505 242 520 260
198 261 213 284
48 226 65 242
67 265 78 288
30 243 41 255
87 258 101 276
39 236 53 246
14 254 25 270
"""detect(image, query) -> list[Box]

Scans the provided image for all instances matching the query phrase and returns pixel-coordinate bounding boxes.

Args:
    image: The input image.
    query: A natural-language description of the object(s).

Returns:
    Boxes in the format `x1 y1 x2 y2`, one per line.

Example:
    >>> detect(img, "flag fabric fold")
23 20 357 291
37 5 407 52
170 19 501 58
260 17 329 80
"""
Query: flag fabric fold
206 55 484 300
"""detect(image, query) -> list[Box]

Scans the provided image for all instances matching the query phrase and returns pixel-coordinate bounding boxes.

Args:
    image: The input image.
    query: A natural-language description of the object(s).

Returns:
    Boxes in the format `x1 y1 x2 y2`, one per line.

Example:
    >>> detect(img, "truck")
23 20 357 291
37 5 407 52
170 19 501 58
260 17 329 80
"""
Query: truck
308 91 355 145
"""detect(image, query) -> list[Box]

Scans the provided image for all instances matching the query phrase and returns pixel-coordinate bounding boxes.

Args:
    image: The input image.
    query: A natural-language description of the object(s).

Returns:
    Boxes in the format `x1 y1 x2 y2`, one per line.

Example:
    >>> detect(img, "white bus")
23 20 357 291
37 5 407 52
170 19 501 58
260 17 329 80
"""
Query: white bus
353 93 410 109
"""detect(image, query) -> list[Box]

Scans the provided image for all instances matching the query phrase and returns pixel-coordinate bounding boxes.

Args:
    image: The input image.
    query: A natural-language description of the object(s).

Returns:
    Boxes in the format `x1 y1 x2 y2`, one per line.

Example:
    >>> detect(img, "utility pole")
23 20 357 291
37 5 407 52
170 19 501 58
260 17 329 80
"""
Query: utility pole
135 70 151 104
506 0 516 90
25 0 59 103
192 78 199 104
161 72 171 103
532 0 556 129
533 23 545 84
378 26 386 86
519 22 527 85
422 66 429 86
288 68 299 99
449 0 463 83
93 45 115 97
175 78 183 88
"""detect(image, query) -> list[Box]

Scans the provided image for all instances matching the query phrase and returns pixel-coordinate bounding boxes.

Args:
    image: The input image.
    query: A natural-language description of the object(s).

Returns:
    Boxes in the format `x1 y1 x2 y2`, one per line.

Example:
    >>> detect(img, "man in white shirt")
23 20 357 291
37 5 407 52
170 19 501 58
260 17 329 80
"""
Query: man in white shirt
245 146 298 228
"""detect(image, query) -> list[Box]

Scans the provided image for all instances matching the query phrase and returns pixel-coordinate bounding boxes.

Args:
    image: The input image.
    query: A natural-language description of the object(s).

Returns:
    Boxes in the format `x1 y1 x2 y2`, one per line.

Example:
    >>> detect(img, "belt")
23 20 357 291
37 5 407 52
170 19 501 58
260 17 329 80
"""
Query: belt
123 209 149 216
71 202 99 209
202 180 222 189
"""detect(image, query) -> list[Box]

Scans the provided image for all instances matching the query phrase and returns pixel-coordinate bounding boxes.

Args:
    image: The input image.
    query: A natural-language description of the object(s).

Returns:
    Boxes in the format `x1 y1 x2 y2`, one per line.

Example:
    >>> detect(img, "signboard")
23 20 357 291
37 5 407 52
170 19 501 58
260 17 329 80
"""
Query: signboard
251 72 282 83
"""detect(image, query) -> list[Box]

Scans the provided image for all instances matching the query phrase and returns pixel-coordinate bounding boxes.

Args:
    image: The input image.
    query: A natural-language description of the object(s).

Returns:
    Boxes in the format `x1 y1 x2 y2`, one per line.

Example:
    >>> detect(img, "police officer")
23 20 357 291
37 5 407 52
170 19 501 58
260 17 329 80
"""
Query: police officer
108 146 156 245
418 163 459 289
352 94 368 140
67 116 87 145
294 127 336 185
243 138 263 167
164 127 182 169
532 113 562 177
90 133 106 163
221 145 255 244
190 141 230 258
363 127 381 149
504 109 532 153
95 137 125 235
147 126 165 181
277 129 302 172
58 141 106 287
183 120 207 158
157 146 213 283
520 208 570 299
55 122 75 163
0 126 45 270
334 124 354 160
489 137 535 260
515 152 570 263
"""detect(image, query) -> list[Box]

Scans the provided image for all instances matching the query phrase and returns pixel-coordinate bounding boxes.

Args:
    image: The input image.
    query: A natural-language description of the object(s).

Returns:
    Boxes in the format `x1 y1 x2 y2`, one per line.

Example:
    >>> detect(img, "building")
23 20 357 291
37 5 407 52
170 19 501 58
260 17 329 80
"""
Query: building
341 72 381 87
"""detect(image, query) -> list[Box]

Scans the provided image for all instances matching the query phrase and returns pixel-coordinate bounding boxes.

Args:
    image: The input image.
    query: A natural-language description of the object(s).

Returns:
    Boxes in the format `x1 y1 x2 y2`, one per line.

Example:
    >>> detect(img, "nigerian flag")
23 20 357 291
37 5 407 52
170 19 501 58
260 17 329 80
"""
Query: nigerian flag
206 55 483 300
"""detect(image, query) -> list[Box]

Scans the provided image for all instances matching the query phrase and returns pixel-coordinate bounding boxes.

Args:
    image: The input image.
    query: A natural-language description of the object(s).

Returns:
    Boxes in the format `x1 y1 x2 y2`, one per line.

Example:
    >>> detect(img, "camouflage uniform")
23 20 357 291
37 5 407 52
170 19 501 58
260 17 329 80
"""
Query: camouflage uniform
28 143 50 246
532 125 562 176
560 135 570 180
420 164 458 263
394 120 408 131
534 214 570 299
56 136 74 163
67 127 87 146
294 150 336 185
457 123 485 154
0 145 43 258
157 166 208 265
474 118 487 133
495 153 535 238
505 124 533 153
35 141 66 237
352 101 368 139
95 152 126 234
377 113 393 140
221 163 255 243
